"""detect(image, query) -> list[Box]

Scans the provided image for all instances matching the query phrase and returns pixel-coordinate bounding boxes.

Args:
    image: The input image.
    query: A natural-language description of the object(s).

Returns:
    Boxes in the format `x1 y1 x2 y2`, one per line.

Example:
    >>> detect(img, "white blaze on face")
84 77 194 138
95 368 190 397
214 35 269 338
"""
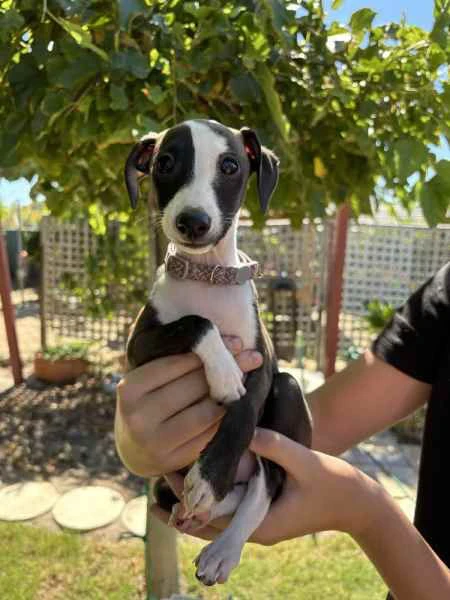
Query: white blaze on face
162 121 227 252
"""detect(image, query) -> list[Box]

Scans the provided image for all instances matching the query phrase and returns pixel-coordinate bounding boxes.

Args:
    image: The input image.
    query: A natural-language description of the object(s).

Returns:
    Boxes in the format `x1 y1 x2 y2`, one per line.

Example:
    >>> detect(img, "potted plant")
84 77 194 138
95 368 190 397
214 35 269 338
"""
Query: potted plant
34 341 91 384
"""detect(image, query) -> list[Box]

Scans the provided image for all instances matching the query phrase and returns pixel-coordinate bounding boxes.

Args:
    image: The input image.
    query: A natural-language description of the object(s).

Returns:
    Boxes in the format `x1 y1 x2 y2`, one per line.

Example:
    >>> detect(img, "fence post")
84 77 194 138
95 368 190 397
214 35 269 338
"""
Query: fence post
0 226 23 385
325 204 350 378
145 203 179 600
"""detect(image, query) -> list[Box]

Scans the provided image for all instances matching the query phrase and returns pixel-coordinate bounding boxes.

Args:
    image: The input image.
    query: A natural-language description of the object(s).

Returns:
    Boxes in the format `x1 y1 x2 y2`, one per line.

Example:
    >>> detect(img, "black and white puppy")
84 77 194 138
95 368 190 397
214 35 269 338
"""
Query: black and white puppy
124 119 312 586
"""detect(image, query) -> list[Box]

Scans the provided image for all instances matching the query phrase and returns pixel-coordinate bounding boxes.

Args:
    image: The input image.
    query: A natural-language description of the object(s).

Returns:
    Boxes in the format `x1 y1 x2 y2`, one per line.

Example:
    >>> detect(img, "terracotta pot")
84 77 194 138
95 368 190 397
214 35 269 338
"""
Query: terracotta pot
33 355 89 384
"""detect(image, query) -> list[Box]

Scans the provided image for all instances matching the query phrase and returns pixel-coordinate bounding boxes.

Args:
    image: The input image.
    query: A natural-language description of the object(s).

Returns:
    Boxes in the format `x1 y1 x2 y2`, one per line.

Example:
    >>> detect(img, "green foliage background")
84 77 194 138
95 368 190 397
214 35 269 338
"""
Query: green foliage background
1 0 450 225
0 0 449 315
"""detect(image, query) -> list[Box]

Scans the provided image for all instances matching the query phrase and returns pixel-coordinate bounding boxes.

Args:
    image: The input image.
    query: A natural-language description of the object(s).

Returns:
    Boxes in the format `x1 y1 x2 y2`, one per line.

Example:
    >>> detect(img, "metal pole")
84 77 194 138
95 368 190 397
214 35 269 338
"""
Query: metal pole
144 196 179 600
325 204 350 378
146 479 180 600
0 225 23 385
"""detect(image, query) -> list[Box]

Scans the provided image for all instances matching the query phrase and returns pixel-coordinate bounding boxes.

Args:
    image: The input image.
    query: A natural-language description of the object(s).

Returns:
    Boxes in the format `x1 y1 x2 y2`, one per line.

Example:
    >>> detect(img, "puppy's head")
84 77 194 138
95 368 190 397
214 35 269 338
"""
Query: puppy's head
125 119 279 254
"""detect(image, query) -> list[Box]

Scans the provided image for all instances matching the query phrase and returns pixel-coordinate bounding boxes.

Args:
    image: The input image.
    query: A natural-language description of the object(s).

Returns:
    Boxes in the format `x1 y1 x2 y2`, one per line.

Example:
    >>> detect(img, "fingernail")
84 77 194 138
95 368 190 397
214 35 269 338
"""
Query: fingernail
253 427 261 439
251 351 263 365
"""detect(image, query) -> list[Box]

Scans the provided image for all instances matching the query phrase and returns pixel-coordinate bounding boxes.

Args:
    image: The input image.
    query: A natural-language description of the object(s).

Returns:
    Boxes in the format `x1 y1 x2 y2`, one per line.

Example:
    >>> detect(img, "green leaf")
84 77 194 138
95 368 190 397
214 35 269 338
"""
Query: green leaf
47 53 102 88
230 74 261 104
254 63 290 143
332 0 344 9
110 84 128 111
419 177 449 227
47 11 109 61
435 160 450 187
118 0 150 29
350 8 376 33
0 9 24 41
392 138 430 181
111 49 150 78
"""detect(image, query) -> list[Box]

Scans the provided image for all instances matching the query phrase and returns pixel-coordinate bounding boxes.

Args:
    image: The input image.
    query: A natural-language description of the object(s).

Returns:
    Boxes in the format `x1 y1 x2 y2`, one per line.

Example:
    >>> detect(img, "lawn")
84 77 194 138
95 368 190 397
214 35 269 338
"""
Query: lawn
0 522 387 599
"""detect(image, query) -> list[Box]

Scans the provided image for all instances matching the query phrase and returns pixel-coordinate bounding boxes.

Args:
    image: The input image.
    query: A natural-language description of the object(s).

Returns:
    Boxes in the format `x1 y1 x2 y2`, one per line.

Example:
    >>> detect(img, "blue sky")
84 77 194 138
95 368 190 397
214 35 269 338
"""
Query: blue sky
324 0 433 30
0 1 441 206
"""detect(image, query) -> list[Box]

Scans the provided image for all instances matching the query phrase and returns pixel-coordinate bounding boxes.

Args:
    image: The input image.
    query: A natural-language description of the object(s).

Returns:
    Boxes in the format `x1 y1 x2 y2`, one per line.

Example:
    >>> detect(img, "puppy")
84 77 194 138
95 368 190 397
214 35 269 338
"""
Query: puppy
124 119 312 586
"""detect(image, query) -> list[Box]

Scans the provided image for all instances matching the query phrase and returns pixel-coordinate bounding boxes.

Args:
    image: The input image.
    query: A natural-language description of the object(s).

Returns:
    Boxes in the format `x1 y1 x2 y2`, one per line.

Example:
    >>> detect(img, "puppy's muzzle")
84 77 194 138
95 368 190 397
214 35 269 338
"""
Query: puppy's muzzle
176 209 212 242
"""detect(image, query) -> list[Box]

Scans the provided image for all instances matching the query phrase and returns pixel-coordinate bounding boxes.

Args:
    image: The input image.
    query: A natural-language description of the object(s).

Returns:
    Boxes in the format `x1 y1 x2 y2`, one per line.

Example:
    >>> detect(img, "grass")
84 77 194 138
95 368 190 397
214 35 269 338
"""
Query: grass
0 522 387 599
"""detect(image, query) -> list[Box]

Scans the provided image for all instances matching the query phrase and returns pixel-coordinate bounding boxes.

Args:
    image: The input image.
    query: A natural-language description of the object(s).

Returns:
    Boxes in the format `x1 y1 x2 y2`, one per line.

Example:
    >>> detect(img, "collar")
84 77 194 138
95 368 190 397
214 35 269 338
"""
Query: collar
164 246 261 286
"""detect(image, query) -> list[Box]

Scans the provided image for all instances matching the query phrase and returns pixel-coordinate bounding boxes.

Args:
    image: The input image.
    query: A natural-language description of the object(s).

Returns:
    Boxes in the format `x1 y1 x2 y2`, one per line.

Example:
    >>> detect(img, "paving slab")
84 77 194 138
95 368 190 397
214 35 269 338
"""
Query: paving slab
52 485 125 531
0 481 59 521
122 495 147 538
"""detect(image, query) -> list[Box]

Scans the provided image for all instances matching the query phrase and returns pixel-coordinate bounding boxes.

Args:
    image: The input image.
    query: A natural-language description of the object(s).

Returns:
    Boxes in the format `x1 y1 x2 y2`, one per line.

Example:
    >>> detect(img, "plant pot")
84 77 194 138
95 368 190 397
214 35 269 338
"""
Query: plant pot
33 355 89 384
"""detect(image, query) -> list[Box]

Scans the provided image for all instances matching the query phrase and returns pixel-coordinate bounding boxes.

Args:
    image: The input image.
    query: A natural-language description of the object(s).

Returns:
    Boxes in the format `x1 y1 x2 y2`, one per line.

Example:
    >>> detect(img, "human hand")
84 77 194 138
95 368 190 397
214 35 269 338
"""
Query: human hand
115 337 263 477
152 428 383 545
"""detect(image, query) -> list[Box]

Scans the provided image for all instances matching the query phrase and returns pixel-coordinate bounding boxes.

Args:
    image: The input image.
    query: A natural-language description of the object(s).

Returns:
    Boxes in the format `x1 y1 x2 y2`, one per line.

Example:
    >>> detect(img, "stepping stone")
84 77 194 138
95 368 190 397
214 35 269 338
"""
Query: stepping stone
0 481 59 521
121 495 148 537
52 486 125 531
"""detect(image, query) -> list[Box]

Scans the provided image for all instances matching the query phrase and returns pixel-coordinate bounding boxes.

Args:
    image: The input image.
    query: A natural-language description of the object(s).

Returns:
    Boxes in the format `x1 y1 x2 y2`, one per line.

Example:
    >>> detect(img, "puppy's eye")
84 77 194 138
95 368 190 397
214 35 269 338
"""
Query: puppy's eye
156 153 175 174
221 157 239 175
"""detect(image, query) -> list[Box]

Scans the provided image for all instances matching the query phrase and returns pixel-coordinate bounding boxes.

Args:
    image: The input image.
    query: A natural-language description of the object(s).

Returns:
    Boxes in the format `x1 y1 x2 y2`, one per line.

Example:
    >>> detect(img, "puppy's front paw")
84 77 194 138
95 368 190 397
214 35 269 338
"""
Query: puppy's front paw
194 538 242 586
205 352 246 405
184 462 216 516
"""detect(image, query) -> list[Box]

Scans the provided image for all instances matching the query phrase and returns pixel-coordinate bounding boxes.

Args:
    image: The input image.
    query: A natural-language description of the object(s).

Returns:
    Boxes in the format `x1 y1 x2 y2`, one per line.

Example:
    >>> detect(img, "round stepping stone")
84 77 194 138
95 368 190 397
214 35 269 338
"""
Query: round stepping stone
0 481 59 521
121 495 148 537
52 486 125 531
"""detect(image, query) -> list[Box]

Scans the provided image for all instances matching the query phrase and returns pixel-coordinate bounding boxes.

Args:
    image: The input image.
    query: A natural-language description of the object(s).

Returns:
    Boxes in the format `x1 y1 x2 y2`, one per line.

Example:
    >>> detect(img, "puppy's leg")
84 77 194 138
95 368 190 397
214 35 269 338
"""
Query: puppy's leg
184 366 270 517
194 372 312 586
195 457 270 586
127 304 245 405
259 371 312 500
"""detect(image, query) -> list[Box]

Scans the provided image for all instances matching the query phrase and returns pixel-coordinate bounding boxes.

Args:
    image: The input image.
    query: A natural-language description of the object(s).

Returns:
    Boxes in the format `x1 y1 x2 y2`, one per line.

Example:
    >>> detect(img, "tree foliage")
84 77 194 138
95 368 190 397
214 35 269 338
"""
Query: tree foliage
1 0 449 227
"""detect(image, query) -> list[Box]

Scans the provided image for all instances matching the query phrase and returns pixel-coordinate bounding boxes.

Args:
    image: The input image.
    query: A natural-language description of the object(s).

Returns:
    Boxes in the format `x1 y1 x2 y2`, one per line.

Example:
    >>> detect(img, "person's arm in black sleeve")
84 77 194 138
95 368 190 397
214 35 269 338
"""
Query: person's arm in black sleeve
309 263 450 455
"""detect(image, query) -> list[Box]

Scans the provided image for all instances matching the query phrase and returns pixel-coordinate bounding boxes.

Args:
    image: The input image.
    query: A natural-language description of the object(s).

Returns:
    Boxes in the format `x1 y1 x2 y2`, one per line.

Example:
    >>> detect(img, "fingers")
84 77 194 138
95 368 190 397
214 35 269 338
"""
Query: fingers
250 427 310 476
222 336 243 355
160 398 224 448
164 472 184 499
118 353 201 399
235 350 263 373
164 423 219 473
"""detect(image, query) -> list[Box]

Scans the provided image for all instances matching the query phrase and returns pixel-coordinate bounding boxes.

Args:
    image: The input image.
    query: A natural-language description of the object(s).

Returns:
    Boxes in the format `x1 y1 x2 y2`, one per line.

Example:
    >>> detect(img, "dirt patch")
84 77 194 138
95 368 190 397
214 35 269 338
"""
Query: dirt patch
0 375 142 492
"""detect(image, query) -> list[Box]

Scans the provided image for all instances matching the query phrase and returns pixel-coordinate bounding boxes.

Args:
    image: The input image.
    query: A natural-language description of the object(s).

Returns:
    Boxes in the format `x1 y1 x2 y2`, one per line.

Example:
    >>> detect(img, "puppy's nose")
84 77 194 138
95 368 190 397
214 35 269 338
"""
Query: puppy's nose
176 210 211 240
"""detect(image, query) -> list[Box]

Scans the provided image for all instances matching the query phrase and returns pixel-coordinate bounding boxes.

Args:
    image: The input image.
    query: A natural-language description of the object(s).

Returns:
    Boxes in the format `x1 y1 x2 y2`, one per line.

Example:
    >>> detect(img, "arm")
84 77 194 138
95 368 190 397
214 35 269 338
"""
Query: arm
154 429 450 600
309 350 431 455
311 262 450 455
254 429 450 600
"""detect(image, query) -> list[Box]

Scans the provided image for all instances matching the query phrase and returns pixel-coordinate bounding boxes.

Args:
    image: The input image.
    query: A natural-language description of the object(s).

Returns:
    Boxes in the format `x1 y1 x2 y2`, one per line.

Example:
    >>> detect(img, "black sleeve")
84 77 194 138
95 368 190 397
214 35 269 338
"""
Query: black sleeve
371 262 450 384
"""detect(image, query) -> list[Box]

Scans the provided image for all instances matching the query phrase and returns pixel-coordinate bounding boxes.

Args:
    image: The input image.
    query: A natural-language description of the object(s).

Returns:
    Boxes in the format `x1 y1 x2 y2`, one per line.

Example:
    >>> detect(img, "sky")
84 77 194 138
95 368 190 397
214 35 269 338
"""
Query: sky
0 1 442 206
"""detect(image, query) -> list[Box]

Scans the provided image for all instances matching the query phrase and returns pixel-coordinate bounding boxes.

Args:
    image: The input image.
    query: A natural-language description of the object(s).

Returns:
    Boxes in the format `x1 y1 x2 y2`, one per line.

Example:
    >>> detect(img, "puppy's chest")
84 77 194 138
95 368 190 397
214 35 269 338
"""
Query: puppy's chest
151 273 257 349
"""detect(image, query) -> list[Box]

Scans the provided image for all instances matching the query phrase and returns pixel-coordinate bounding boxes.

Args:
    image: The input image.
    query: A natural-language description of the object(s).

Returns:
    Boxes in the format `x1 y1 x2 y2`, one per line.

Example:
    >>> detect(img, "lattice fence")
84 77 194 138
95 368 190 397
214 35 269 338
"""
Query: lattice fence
41 216 449 367
41 217 329 365
339 224 450 357
238 220 328 365
41 217 151 349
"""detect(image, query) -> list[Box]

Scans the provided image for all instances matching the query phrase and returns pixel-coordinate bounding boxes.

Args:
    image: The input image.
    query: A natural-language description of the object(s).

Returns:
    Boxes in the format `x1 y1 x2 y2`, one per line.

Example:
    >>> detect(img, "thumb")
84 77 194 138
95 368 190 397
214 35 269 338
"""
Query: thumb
250 427 307 476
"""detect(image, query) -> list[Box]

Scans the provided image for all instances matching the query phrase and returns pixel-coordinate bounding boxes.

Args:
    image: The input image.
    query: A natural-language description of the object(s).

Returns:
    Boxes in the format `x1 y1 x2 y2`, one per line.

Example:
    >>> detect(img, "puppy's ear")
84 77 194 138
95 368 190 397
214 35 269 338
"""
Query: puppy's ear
124 134 157 209
240 127 280 213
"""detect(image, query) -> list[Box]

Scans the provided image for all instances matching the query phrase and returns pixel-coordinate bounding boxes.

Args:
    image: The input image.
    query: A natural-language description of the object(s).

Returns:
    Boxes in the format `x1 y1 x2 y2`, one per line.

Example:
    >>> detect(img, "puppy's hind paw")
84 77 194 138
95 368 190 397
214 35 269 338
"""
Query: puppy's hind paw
184 462 216 516
195 538 242 586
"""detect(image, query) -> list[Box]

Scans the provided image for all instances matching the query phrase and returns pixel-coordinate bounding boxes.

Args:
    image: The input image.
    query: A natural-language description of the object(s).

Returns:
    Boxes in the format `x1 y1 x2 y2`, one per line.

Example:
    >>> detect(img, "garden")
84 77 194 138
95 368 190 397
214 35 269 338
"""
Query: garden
1 0 449 599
